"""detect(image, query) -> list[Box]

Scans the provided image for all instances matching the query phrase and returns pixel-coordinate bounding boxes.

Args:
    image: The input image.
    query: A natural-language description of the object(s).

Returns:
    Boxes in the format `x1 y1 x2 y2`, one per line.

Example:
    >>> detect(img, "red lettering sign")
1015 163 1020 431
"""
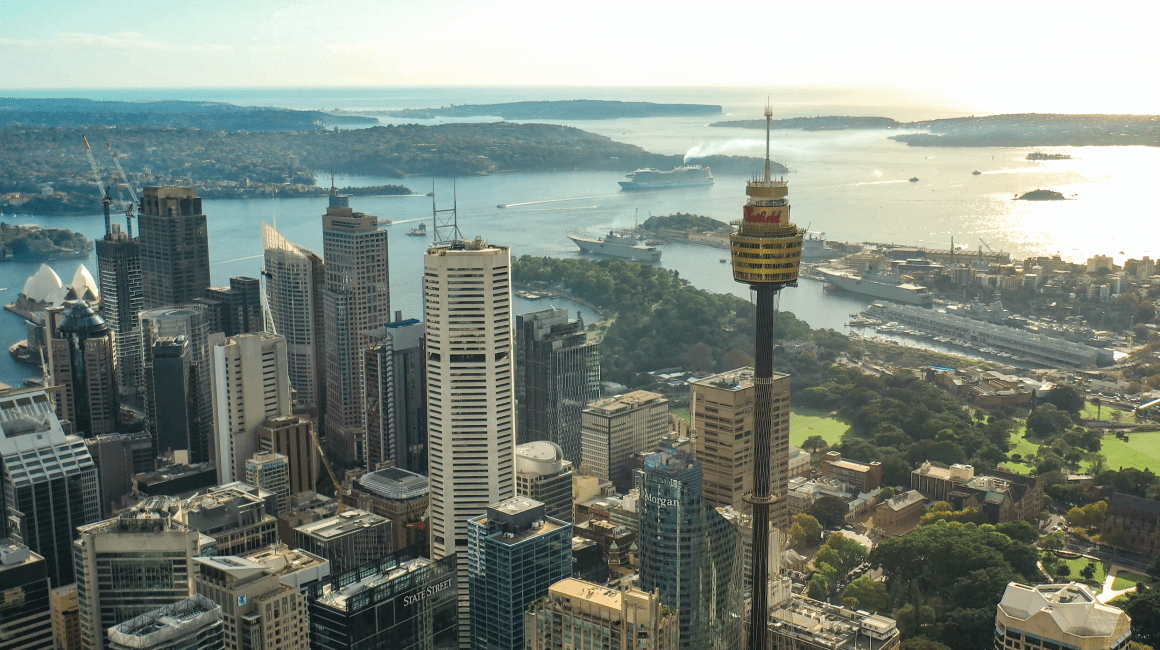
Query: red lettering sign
744 206 782 223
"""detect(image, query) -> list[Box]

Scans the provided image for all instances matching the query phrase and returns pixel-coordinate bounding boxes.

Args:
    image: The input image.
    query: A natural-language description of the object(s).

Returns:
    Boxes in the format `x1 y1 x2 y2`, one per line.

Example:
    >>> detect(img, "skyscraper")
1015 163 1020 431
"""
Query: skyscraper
209 331 291 484
95 223 143 402
637 448 742 650
467 497 572 650
196 277 264 338
0 540 53 650
424 237 516 646
515 308 600 466
140 306 213 463
690 368 791 514
74 497 200 650
580 391 669 492
255 415 318 497
138 186 211 310
45 300 119 437
322 188 390 466
86 432 155 517
263 224 326 416
0 389 101 587
150 336 197 458
364 318 426 473
245 451 290 515
525 578 680 650
193 555 308 650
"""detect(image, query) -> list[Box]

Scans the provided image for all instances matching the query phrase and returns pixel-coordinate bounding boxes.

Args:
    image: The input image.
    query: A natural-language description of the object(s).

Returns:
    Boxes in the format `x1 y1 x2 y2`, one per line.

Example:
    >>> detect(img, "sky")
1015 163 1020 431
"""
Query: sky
2 0 1158 113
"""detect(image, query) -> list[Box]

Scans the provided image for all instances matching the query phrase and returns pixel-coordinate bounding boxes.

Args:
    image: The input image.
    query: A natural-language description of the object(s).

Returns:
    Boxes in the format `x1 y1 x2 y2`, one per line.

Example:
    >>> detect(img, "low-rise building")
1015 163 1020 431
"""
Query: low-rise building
276 491 338 547
193 555 309 650
175 483 278 556
994 582 1131 650
874 490 925 538
349 467 430 553
768 594 900 650
526 578 679 650
293 509 392 575
240 544 330 593
911 462 977 502
516 441 575 523
1100 492 1160 556
821 452 881 493
911 463 1044 524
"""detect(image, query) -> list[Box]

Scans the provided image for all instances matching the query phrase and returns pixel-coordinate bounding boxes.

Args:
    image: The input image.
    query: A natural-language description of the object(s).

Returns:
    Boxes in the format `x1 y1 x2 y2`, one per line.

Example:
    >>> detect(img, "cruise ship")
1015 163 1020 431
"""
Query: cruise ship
618 165 714 190
568 231 661 262
818 268 933 306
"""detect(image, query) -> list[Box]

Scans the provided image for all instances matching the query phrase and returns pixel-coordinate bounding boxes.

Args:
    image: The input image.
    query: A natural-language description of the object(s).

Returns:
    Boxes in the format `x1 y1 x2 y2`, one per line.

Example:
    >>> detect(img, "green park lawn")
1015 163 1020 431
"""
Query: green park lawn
1080 400 1135 423
670 406 690 425
1055 557 1107 590
1004 420 1160 474
1111 569 1151 591
789 408 849 447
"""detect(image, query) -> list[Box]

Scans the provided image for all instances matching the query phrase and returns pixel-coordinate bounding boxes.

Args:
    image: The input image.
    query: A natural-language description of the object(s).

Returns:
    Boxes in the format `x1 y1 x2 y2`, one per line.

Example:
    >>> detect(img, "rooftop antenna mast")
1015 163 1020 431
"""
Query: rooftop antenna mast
431 178 463 244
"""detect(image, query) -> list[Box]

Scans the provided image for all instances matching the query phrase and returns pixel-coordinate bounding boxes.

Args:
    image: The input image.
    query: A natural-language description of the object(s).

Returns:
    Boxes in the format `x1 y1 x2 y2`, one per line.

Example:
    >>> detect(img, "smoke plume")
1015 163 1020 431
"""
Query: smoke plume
683 138 764 163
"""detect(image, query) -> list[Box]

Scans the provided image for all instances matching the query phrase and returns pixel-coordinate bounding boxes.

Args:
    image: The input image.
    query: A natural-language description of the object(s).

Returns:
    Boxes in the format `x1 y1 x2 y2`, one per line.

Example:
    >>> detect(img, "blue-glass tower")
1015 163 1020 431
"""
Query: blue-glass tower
637 448 742 650
467 497 571 650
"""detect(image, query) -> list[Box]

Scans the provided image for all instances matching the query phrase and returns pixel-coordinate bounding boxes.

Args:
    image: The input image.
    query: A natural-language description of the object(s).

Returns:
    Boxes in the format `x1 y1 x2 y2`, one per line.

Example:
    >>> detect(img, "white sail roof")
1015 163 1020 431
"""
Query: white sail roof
70 264 99 302
20 264 63 303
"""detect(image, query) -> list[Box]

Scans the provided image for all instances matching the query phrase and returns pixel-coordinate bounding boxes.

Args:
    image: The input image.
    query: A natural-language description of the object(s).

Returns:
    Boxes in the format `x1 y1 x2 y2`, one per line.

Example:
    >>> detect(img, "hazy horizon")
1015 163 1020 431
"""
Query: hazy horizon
3 1 1157 115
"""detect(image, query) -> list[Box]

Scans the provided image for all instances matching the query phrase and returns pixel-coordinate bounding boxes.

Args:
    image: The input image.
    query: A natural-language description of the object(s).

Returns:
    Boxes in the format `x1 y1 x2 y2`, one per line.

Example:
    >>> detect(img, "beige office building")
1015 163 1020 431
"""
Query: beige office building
256 415 319 497
262 223 326 416
994 583 1131 650
526 578 679 650
424 237 516 647
580 391 669 492
210 332 292 485
51 583 81 650
193 555 310 650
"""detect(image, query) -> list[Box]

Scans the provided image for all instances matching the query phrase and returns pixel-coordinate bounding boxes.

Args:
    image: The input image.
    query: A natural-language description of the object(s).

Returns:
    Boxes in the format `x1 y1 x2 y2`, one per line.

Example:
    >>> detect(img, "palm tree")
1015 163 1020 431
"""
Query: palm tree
1093 397 1102 421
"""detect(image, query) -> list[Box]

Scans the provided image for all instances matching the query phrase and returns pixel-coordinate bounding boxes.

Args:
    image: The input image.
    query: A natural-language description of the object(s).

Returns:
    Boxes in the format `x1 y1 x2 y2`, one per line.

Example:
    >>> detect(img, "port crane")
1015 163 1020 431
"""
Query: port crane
81 136 113 236
106 141 139 236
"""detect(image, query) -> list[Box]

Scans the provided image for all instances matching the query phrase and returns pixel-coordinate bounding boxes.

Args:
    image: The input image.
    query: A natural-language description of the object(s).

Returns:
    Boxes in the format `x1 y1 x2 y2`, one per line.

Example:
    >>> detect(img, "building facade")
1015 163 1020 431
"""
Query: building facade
515 441 575 523
140 306 213 463
467 498 572 650
74 498 200 650
636 448 742 650
195 277 263 338
526 578 679 650
95 223 143 403
1101 492 1160 556
175 483 278 557
245 452 291 515
994 583 1131 650
350 467 430 553
821 452 883 494
209 332 291 484
293 509 392 575
424 237 516 646
768 595 900 650
263 223 327 416
581 391 669 493
321 189 391 466
0 390 101 587
193 555 309 650
138 186 211 310
364 318 426 473
51 584 81 650
255 416 318 497
0 540 53 650
45 300 119 437
515 307 600 467
85 432 154 517
307 552 457 650
874 490 925 538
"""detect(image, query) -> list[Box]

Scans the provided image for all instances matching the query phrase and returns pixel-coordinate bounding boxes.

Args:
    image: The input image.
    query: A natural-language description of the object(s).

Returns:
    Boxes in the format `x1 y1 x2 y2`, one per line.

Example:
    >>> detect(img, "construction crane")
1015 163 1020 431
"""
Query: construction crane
309 427 349 513
82 136 113 236
106 141 139 236
979 237 996 254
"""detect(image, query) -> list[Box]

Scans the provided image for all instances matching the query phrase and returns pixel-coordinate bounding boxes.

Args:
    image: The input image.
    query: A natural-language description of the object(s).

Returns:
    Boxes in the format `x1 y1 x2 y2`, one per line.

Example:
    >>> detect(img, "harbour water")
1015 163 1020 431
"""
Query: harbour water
1 86 1153 385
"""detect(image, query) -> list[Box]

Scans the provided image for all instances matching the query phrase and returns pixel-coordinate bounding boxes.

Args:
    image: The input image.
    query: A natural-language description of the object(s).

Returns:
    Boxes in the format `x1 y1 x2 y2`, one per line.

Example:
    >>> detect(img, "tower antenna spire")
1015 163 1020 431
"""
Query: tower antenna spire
764 102 773 183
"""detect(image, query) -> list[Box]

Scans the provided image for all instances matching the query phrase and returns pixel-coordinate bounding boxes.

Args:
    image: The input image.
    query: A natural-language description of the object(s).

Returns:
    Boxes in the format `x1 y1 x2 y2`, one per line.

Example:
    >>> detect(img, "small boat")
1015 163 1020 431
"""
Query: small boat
972 170 982 175
719 258 728 264
497 204 507 208
406 223 428 237
909 177 919 182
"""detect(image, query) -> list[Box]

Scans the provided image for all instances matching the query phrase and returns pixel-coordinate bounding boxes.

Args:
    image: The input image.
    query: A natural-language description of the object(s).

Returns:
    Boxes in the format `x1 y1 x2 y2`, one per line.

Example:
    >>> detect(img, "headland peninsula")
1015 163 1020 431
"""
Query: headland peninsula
359 100 723 120
0 122 780 216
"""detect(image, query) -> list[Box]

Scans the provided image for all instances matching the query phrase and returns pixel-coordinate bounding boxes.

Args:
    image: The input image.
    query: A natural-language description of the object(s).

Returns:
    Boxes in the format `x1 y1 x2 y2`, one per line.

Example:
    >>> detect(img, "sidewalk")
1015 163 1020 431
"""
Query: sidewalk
1097 565 1138 604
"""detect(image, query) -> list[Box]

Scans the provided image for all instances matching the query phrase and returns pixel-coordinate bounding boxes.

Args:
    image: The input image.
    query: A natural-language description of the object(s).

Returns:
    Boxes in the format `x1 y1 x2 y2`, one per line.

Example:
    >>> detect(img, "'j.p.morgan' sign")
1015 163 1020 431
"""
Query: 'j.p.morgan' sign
403 576 453 608
641 491 681 508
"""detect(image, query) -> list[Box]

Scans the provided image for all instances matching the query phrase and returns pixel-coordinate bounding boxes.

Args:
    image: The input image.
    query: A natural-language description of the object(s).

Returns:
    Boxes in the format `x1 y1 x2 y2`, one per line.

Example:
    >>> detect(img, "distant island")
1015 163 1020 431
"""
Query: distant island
373 100 723 121
642 212 730 233
1015 189 1068 201
712 116 901 131
0 222 91 260
1026 152 1072 160
0 97 376 131
889 113 1160 148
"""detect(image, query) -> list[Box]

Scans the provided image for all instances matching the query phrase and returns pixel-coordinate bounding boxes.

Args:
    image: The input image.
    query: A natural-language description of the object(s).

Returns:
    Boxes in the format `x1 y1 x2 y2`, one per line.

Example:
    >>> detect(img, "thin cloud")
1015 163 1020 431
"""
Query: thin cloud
56 32 168 51
190 44 235 53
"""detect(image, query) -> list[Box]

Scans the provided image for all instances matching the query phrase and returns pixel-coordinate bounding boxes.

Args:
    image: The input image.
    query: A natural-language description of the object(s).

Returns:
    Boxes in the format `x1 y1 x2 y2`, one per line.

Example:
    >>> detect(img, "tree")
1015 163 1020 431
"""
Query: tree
1026 404 1074 438
682 342 715 373
1052 561 1071 579
808 496 849 529
807 573 830 600
720 348 754 371
1147 556 1160 581
902 639 951 650
1125 586 1160 647
880 486 897 500
1093 397 1102 421
1080 562 1097 581
994 521 1040 545
1041 532 1067 552
789 514 823 549
842 576 889 613
802 435 830 453
1044 385 1085 414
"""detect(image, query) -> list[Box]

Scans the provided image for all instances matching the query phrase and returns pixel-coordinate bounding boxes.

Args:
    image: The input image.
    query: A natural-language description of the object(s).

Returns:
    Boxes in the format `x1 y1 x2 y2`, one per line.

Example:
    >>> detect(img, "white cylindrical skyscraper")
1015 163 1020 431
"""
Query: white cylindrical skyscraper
424 237 515 648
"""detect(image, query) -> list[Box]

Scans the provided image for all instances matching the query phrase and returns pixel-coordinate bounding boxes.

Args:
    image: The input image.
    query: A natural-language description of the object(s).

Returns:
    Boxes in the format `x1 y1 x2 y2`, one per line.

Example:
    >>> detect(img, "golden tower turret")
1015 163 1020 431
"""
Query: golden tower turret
730 106 804 287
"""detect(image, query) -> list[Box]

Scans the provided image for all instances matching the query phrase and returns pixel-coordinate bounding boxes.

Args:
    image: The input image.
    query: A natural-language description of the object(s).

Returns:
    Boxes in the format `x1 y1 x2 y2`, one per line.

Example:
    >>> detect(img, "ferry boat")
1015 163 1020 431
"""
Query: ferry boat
618 165 714 190
406 223 427 237
568 231 661 262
